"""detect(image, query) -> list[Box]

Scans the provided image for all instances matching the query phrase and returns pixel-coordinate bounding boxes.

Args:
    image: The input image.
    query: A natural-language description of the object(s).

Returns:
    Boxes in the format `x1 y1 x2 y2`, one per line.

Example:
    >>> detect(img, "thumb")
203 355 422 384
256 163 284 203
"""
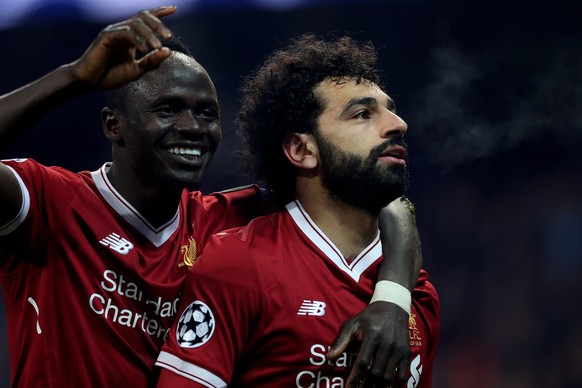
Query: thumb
327 320 358 359
138 47 172 73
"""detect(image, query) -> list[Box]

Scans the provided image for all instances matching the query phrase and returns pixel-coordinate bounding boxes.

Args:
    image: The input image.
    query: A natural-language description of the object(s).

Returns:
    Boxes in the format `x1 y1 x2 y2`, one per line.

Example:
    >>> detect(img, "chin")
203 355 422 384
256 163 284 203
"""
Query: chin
180 175 203 191
162 170 202 191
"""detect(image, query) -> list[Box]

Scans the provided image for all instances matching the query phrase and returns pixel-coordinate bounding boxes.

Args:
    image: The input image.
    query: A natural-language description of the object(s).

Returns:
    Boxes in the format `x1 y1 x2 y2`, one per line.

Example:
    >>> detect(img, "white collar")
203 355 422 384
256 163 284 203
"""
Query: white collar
91 163 180 247
285 200 381 282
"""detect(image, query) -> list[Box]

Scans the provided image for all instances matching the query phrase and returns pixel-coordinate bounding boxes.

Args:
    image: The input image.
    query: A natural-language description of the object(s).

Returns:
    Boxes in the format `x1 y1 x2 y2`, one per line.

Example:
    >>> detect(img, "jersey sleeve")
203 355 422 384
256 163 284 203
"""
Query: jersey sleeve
0 159 81 272
158 367 208 388
0 161 31 237
412 269 441 387
156 229 263 387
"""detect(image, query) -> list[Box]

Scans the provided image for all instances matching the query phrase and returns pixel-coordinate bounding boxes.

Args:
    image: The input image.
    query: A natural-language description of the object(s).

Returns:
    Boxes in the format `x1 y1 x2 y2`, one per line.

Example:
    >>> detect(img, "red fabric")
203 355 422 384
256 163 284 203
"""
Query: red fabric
0 158 260 387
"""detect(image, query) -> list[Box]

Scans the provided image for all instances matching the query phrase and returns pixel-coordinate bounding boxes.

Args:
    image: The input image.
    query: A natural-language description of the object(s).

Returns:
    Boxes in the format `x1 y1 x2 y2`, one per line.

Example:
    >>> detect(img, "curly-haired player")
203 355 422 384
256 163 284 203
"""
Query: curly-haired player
157 34 440 388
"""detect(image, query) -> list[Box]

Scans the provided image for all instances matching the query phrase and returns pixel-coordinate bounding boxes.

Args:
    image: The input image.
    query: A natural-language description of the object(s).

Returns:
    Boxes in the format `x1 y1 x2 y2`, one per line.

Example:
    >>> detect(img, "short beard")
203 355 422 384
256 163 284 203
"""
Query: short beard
315 131 409 216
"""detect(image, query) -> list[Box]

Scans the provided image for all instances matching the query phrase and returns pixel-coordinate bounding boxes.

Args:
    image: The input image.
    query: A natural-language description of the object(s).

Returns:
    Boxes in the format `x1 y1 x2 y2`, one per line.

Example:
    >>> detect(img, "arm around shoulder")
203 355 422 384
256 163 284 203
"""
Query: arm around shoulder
327 196 423 387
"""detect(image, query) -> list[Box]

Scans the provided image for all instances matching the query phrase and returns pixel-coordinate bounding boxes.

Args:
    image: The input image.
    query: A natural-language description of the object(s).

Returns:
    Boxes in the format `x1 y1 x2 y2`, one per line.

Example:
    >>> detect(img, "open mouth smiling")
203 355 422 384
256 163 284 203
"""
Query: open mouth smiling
167 146 204 161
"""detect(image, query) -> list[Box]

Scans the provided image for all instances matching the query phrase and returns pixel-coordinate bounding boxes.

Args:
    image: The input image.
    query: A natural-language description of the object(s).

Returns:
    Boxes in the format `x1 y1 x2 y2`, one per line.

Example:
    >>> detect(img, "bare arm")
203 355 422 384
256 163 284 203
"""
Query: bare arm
0 6 176 151
376 196 421 290
0 6 177 226
328 197 421 387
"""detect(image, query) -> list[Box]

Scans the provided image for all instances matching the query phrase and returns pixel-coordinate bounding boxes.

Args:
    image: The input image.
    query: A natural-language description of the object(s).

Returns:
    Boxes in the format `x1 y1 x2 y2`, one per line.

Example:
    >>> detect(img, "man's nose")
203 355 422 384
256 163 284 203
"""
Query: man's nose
176 110 204 133
381 110 408 138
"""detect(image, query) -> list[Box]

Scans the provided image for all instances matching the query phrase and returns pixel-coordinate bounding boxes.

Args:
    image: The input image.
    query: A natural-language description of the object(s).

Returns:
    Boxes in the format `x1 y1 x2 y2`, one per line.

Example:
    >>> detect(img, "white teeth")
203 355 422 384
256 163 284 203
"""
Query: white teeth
168 147 202 156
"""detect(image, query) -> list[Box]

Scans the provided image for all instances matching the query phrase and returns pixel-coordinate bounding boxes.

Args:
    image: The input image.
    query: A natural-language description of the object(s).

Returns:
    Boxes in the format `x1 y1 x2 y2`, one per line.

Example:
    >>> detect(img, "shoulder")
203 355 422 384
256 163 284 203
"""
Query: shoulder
414 269 439 301
1 158 90 196
196 184 261 205
194 184 277 217
189 184 261 218
412 269 441 337
2 158 83 184
208 212 279 252
194 212 281 274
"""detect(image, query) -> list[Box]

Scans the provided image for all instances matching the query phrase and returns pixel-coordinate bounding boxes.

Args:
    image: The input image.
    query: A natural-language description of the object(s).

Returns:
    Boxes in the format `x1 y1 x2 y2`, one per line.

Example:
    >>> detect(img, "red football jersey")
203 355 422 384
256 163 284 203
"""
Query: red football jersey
156 200 441 387
0 159 261 387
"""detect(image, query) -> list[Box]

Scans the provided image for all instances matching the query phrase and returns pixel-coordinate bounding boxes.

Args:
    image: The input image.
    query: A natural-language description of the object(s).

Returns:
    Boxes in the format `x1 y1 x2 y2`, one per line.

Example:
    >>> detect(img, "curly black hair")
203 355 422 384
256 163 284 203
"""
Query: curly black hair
237 33 383 206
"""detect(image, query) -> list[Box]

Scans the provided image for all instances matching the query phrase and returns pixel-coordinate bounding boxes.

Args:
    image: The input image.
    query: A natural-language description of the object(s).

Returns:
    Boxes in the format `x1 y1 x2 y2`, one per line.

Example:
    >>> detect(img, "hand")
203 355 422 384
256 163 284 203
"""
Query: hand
327 302 411 387
69 6 177 90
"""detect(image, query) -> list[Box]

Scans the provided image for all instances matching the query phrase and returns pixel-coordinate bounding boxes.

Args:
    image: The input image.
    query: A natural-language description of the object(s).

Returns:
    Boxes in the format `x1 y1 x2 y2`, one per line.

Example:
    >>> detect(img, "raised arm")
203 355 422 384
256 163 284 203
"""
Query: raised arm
0 6 177 227
0 5 176 150
328 196 421 387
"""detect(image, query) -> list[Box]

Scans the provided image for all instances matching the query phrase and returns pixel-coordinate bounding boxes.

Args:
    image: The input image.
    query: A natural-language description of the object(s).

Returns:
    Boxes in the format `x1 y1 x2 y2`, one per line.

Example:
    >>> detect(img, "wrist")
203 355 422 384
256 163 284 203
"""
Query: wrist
370 280 411 315
61 62 96 94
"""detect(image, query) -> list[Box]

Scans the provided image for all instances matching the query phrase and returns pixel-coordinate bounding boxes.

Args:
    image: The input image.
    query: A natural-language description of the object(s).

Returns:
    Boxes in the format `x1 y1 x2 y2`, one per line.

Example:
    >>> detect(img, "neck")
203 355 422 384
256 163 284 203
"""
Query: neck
106 163 185 229
296 184 379 262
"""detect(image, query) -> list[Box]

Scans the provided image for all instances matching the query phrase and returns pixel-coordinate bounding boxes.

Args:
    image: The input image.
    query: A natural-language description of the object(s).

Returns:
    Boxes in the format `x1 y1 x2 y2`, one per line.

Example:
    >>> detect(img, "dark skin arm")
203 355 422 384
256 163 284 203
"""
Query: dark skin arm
328 196 421 387
0 6 176 227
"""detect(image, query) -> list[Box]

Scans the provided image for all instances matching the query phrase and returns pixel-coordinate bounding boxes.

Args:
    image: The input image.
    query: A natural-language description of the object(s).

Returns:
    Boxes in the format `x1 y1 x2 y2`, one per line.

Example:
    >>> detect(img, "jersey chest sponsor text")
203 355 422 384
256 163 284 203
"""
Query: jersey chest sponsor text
88 269 181 340
292 344 424 387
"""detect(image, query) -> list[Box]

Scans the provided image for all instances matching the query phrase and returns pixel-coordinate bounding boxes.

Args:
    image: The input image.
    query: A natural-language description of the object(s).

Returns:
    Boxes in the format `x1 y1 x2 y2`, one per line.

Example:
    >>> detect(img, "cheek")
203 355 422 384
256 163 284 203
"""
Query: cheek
209 125 222 148
336 139 369 157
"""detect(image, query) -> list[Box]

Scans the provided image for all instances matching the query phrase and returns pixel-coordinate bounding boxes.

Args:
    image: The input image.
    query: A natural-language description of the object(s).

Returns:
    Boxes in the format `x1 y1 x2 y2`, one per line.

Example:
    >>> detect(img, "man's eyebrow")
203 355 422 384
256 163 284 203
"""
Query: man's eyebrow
341 97 379 114
151 96 185 106
341 96 396 114
151 95 219 109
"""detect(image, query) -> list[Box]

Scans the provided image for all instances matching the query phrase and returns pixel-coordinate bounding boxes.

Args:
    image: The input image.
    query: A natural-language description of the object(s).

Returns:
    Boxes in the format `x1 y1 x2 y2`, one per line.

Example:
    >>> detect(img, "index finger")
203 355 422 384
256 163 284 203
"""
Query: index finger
346 337 375 388
135 6 176 39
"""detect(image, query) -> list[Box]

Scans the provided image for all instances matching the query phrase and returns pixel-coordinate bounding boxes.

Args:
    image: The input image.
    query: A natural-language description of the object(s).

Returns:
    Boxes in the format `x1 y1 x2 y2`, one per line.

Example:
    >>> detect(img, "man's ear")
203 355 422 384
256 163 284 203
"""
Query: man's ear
282 133 318 170
101 107 124 145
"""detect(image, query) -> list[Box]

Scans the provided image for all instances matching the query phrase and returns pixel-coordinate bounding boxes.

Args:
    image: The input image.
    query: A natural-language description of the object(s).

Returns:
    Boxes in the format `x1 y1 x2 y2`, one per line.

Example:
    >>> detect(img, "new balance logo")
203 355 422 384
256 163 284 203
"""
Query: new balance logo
99 233 134 255
297 300 326 316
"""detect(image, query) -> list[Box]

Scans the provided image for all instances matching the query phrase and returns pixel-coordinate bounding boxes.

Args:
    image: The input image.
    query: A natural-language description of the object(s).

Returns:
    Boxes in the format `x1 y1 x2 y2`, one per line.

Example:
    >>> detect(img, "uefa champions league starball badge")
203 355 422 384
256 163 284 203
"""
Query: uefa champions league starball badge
176 300 216 348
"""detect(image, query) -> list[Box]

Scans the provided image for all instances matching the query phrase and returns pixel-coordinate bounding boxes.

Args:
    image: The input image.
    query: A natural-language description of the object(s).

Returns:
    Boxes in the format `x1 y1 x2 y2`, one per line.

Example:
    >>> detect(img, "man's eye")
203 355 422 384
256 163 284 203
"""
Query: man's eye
198 109 219 121
353 110 371 119
157 105 180 116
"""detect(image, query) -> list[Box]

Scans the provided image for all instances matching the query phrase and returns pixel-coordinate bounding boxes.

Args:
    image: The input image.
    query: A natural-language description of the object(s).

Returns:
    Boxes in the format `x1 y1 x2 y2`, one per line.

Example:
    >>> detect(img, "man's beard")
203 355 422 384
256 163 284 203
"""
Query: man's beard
315 131 409 216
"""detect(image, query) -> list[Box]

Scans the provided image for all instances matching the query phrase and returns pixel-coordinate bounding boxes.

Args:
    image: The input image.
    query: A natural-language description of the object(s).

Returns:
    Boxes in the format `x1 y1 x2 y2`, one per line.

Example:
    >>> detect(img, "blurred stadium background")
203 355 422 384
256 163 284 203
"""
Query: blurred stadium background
1 0 581 386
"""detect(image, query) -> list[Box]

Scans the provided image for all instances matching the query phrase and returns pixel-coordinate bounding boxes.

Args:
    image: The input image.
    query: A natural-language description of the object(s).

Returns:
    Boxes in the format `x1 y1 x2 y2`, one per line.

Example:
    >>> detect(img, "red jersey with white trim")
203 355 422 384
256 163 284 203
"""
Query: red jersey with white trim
156 200 441 388
0 158 261 388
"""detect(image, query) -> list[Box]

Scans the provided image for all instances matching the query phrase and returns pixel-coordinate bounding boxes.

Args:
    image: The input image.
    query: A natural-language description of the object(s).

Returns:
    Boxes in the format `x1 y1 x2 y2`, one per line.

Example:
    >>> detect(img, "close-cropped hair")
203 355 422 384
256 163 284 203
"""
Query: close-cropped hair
104 35 193 113
237 34 382 206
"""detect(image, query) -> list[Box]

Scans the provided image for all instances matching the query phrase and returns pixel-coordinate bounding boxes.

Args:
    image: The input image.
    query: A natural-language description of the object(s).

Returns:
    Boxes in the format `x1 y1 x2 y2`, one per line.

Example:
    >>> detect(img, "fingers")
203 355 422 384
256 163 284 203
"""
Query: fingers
345 335 375 388
131 6 175 48
393 356 409 386
376 340 411 387
105 6 174 54
139 47 172 72
332 302 412 388
366 343 393 387
148 5 179 19
327 319 359 359
71 6 178 88
349 343 410 388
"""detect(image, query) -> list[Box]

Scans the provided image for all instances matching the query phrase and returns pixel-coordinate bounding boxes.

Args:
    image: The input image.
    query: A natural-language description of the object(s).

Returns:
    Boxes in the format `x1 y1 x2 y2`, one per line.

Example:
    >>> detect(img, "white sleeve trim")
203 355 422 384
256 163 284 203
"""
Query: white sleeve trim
156 351 227 388
0 165 31 236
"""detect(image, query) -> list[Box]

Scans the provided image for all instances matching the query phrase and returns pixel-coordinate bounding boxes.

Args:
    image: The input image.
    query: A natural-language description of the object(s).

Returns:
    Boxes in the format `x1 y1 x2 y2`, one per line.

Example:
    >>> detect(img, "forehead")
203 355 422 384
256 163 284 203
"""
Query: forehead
130 53 217 104
314 78 389 113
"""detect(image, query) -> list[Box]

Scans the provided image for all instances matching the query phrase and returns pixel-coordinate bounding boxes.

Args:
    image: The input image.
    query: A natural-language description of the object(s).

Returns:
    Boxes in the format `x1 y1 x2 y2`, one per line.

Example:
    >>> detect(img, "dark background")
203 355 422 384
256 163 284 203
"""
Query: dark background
1 0 581 386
